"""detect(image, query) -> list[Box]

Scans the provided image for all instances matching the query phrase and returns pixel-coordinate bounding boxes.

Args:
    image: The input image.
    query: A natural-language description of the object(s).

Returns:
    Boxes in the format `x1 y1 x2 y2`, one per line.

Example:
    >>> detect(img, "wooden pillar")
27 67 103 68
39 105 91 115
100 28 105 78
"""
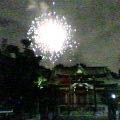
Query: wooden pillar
73 93 76 107
65 93 68 104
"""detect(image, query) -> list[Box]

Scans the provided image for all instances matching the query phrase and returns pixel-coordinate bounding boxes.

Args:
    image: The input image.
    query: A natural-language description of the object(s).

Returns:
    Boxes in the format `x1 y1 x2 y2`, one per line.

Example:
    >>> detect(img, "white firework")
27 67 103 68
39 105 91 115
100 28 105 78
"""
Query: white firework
27 12 77 61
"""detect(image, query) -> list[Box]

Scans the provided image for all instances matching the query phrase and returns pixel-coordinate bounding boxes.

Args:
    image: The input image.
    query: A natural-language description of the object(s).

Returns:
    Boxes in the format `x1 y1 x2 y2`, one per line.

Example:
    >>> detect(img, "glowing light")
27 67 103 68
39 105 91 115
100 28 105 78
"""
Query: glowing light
52 1 55 5
27 12 77 61
36 19 67 53
77 69 83 74
111 94 116 99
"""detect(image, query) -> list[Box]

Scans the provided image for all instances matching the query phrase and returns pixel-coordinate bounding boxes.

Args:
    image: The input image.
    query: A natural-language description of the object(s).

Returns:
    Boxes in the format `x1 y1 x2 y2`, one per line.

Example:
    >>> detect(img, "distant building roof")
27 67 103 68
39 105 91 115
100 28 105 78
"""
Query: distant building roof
84 66 110 76
54 64 78 75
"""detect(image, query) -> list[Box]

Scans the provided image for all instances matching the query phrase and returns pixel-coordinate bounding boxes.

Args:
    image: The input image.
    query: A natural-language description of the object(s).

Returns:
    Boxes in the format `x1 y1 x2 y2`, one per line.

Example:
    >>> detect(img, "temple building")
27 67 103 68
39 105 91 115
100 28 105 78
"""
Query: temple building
49 64 120 113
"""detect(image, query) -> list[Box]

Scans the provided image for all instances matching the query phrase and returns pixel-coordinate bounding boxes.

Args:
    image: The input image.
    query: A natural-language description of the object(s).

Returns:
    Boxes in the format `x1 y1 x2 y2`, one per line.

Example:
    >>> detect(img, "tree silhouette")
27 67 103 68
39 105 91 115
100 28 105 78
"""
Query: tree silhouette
0 39 42 113
21 39 31 49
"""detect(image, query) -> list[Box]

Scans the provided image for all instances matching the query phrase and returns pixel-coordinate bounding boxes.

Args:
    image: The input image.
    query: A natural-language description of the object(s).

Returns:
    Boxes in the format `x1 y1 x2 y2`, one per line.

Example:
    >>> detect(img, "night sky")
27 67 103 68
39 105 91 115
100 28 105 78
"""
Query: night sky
0 0 120 73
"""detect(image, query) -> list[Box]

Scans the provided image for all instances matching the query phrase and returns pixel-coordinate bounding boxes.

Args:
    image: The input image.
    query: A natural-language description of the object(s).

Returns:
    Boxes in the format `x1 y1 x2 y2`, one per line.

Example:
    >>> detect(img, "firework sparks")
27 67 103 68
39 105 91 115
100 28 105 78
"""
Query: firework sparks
27 12 77 62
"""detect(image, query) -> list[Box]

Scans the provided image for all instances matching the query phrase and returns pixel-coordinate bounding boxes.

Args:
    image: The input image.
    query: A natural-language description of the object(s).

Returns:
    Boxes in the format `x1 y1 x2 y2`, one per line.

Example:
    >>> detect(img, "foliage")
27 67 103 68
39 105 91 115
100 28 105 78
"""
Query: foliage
0 38 45 112
39 85 60 113
34 76 47 89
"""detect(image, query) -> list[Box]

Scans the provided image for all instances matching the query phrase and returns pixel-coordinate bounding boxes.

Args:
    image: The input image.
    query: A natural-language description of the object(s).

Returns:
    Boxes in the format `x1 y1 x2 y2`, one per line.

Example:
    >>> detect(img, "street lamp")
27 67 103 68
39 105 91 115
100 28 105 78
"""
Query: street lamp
111 94 116 99
108 93 117 120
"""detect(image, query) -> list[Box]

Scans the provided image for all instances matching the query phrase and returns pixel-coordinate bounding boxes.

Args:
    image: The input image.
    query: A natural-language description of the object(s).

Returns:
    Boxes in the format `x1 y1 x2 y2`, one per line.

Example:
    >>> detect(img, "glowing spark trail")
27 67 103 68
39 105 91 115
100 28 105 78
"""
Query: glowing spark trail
27 12 77 62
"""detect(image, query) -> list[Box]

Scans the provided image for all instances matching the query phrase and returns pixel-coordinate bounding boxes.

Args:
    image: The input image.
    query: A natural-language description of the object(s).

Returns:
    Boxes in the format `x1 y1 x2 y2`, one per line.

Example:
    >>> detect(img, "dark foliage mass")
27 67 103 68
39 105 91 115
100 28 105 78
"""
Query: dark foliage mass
0 38 59 118
0 38 42 112
0 39 61 120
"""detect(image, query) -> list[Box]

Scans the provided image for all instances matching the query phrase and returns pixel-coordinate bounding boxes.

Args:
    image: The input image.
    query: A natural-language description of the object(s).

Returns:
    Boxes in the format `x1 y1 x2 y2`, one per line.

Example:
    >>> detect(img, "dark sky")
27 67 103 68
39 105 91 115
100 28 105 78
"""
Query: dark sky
0 0 120 72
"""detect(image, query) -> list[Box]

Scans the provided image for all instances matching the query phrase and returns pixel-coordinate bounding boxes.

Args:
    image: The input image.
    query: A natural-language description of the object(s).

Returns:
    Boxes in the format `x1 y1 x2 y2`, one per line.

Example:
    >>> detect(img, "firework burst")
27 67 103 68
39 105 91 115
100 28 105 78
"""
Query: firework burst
27 12 77 62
